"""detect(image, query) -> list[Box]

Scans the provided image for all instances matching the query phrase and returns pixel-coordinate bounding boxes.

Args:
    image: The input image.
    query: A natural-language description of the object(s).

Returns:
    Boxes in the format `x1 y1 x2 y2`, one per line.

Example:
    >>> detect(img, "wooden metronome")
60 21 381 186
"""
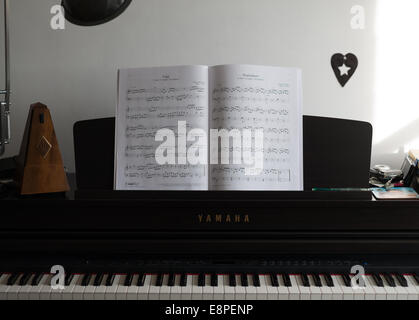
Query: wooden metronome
16 103 69 195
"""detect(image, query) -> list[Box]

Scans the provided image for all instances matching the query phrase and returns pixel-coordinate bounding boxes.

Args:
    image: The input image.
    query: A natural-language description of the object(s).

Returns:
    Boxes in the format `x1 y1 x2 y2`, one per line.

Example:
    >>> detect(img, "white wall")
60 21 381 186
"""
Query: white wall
1 0 418 172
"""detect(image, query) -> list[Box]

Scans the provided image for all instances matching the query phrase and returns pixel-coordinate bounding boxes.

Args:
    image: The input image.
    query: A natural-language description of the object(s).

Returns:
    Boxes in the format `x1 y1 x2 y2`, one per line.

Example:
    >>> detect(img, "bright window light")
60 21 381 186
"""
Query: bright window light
374 0 419 153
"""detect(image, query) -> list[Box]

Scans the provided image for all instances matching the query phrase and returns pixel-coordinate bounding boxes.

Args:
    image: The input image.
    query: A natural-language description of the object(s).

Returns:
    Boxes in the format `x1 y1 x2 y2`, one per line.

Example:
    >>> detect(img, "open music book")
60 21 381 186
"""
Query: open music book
115 65 303 190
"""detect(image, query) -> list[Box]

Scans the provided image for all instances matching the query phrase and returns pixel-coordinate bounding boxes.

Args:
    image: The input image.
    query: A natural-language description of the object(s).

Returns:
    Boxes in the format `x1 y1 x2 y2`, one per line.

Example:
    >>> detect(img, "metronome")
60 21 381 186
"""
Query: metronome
16 102 69 195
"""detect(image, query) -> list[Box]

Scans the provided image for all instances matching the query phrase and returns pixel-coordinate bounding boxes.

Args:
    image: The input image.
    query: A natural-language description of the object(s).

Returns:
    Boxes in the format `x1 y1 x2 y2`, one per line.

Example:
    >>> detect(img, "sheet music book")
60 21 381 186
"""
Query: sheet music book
115 65 303 191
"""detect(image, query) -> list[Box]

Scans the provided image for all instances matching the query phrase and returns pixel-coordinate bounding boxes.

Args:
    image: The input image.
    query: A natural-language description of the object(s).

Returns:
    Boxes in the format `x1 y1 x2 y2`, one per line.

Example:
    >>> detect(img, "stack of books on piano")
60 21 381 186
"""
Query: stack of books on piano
401 150 419 192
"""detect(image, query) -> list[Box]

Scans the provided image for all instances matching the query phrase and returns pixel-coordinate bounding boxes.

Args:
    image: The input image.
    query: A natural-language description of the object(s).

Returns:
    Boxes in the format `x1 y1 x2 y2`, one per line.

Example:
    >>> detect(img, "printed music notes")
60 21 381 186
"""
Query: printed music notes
115 65 303 191
209 65 303 190
116 66 209 190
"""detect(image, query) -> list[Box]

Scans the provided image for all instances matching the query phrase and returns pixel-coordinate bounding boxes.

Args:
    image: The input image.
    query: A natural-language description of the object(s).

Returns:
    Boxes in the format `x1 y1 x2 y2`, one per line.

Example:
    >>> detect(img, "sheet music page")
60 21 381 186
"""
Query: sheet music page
115 66 209 190
209 65 303 190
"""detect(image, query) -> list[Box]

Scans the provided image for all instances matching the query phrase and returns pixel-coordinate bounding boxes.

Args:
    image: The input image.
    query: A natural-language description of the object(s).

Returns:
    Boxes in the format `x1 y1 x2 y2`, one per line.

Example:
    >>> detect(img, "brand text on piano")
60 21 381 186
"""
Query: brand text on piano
198 214 250 224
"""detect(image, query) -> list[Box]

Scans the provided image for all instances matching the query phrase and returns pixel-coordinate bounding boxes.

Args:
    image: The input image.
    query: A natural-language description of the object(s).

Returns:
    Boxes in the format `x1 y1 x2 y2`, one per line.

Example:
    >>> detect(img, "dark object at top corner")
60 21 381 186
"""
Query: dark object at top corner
62 0 132 26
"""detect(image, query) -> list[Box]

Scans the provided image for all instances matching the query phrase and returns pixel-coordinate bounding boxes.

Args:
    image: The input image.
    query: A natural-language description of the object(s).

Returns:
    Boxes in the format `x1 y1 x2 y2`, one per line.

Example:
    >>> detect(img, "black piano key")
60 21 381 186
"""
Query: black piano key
252 274 260 287
168 273 175 287
93 273 103 286
82 274 92 286
241 274 249 287
7 273 20 286
383 273 396 287
198 273 205 287
301 274 310 287
270 273 279 287
155 274 163 286
313 274 322 287
19 273 32 286
180 274 187 287
124 273 133 286
413 274 419 285
372 273 384 287
341 274 351 287
229 274 236 287
65 273 75 286
395 273 408 287
106 274 115 286
137 273 146 287
324 274 334 287
31 273 43 286
211 273 218 287
282 274 291 287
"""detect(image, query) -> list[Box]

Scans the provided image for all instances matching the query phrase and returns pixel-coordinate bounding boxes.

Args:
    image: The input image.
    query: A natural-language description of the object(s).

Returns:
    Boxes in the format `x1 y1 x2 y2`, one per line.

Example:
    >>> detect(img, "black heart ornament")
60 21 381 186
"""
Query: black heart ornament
331 53 358 87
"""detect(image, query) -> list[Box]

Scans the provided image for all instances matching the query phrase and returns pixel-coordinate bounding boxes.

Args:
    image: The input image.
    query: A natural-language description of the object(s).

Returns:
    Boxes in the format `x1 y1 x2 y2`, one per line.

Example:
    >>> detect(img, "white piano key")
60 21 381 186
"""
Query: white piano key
319 275 333 300
365 275 386 300
62 274 80 300
394 281 409 300
148 275 161 300
223 275 235 300
39 274 53 300
264 275 279 300
72 274 87 300
127 274 139 300
327 275 343 300
94 275 108 300
308 275 322 300
202 275 214 300
277 275 290 300
83 275 97 300
235 275 246 300
381 275 397 300
405 275 419 300
6 274 22 300
104 275 121 300
245 275 257 300
170 275 182 300
191 275 203 300
18 274 35 301
256 275 267 300
361 275 376 300
213 275 224 300
180 275 192 300
28 274 48 300
0 274 11 300
28 275 45 300
160 274 171 300
388 275 408 300
348 274 365 300
288 275 300 300
138 275 152 300
116 275 129 300
50 275 65 301
334 275 354 300
295 275 310 300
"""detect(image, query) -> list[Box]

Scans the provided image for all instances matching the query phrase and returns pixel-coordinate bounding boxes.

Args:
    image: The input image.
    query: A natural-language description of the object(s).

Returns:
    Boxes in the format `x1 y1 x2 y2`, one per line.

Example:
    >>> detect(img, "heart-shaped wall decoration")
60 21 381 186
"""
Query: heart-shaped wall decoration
331 53 358 87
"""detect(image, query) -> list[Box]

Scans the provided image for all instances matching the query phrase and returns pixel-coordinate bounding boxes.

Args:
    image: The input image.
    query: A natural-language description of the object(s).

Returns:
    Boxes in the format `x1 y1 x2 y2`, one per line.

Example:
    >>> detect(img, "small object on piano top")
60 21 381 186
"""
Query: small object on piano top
16 103 69 195
372 187 419 200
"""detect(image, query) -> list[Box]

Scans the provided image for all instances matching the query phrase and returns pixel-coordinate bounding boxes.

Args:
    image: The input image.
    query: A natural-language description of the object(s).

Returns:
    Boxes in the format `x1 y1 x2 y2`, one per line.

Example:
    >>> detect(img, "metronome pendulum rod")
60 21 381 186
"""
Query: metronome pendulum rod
0 0 10 156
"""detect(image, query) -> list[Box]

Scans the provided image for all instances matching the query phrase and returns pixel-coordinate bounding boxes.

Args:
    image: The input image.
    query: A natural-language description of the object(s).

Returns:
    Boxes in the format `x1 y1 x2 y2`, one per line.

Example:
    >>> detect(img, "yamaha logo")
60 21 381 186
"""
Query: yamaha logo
197 214 250 224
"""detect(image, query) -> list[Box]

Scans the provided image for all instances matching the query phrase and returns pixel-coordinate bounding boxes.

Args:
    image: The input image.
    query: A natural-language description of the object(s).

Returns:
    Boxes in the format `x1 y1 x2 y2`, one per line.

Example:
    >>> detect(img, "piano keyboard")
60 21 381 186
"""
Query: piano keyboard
1 272 419 300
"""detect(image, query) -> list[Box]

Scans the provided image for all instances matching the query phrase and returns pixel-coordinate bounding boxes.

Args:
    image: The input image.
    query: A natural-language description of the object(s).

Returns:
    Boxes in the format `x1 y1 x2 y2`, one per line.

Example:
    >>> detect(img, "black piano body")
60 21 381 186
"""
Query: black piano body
1 191 419 275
